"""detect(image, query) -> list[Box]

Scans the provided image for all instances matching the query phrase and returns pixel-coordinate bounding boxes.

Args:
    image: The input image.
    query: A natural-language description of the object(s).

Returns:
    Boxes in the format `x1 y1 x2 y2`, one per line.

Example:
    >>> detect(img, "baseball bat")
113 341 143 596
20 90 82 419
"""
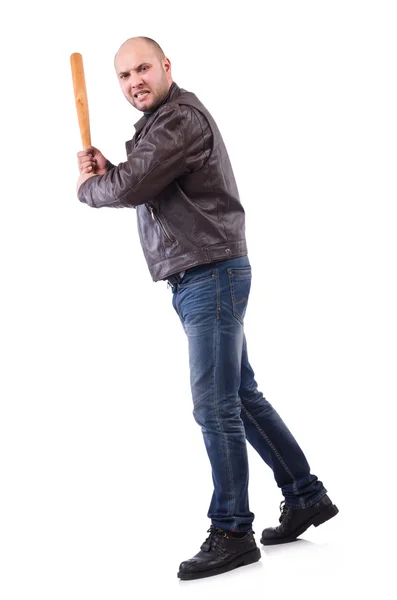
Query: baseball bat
70 52 91 148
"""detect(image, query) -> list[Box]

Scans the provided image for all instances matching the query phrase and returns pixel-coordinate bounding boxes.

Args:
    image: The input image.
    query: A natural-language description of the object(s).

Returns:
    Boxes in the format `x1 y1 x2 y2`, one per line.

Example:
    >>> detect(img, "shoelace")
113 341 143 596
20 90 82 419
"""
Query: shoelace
201 526 227 553
200 526 253 552
279 500 289 523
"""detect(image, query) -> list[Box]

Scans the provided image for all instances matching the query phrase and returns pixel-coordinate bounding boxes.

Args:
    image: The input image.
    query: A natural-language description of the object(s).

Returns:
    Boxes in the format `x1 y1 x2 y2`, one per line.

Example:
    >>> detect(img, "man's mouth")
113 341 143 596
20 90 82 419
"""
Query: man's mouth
135 91 150 100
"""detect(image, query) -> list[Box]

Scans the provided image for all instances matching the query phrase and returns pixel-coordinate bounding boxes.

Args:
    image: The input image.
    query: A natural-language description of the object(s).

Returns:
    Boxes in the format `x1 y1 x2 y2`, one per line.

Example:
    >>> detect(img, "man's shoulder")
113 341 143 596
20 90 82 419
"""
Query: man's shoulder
156 94 205 125
173 87 204 109
137 86 212 138
158 101 211 140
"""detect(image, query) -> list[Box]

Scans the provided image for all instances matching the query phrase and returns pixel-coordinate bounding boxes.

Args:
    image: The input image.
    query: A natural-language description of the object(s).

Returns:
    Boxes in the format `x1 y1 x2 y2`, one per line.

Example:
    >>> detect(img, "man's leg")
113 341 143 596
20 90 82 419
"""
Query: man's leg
238 333 338 544
171 259 261 580
238 333 327 508
173 261 254 531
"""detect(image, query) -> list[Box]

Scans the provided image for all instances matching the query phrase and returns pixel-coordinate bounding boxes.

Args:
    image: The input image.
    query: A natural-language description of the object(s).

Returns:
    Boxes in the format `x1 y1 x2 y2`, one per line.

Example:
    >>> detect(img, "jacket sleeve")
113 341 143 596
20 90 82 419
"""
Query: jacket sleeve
77 104 186 208
106 159 116 171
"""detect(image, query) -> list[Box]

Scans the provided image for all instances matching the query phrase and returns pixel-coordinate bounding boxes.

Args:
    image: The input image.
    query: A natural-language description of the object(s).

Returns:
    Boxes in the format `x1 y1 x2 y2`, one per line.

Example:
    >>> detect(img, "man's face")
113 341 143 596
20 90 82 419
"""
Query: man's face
115 41 173 113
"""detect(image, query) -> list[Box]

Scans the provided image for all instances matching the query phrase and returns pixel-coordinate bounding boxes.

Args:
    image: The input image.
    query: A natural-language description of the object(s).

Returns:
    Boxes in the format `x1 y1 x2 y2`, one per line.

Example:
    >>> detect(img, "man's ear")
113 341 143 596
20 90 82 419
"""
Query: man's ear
163 57 172 73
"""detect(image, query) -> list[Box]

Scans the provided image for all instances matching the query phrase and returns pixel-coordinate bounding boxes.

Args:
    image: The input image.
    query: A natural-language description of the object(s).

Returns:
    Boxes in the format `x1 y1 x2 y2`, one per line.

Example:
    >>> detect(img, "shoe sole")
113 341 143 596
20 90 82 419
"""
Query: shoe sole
177 547 261 580
260 503 339 546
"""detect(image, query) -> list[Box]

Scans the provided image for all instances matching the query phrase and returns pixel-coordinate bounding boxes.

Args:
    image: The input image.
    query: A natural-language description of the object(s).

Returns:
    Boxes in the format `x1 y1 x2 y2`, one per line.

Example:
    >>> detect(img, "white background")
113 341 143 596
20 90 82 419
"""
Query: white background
1 1 396 598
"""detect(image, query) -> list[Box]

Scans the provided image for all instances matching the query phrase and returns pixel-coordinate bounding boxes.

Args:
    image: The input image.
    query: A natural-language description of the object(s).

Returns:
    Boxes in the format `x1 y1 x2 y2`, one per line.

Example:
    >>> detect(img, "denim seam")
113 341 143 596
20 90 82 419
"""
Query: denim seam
212 298 234 518
241 404 304 508
175 288 182 321
228 269 250 325
215 272 221 318
228 270 243 325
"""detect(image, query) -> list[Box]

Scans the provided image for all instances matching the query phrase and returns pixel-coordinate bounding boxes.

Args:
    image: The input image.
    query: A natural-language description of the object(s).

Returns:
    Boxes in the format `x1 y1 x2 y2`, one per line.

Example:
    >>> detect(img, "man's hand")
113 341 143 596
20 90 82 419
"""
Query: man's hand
77 145 108 175
76 170 97 193
76 144 108 193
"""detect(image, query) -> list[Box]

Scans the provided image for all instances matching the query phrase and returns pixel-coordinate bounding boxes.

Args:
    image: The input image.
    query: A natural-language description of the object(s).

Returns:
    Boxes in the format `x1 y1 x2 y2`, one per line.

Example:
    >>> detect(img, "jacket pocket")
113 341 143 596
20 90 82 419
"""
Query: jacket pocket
228 267 251 325
146 204 176 244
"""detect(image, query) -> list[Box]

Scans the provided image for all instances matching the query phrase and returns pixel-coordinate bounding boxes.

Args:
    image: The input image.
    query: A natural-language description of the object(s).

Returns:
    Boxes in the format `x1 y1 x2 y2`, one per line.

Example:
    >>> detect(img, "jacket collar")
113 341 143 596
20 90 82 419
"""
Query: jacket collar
133 82 180 135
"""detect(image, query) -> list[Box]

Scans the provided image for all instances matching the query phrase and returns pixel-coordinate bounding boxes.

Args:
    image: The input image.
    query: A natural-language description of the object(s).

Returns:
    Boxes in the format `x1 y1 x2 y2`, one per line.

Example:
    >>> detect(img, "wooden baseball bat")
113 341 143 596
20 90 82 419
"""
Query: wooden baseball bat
70 52 91 148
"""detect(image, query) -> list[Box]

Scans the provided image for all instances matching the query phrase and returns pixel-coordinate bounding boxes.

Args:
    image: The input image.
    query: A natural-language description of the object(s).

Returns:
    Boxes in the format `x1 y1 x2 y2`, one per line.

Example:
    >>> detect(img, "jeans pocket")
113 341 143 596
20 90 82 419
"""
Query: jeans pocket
228 267 252 325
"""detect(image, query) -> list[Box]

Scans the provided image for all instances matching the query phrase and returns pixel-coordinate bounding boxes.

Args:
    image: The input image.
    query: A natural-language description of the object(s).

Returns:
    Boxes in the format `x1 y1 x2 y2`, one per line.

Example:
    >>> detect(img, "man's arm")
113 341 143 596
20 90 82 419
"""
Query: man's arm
77 103 186 208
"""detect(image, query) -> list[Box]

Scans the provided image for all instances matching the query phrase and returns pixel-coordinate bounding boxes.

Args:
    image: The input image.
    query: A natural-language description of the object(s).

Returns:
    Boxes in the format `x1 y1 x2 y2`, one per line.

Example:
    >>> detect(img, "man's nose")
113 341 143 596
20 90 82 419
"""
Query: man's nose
130 76 144 90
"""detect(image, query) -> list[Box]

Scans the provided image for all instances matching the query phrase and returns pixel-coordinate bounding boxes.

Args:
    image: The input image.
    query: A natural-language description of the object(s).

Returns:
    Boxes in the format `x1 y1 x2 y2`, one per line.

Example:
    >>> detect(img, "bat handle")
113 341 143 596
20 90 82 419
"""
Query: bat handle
81 132 91 148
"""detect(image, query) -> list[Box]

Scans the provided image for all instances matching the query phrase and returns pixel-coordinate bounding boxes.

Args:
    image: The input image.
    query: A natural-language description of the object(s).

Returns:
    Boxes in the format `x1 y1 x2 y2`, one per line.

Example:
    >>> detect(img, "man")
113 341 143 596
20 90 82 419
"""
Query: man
76 36 338 581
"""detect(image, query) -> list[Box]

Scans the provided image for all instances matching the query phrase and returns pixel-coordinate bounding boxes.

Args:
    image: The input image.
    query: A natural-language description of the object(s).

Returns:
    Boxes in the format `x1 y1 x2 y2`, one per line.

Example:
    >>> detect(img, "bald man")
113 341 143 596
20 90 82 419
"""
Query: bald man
76 37 338 581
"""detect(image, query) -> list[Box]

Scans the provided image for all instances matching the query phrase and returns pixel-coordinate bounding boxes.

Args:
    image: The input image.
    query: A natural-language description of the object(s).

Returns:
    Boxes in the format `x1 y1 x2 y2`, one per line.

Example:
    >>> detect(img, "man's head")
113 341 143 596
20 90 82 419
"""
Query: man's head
114 37 173 113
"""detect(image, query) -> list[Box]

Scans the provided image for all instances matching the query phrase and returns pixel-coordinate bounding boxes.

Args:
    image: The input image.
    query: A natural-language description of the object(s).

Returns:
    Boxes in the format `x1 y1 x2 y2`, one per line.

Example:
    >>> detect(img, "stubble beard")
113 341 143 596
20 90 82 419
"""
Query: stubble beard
131 77 171 113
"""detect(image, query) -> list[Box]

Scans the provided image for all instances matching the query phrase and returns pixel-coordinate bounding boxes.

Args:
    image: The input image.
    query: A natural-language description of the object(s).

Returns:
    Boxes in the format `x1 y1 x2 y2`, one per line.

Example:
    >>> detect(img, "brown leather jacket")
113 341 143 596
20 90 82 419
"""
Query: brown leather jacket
77 82 248 281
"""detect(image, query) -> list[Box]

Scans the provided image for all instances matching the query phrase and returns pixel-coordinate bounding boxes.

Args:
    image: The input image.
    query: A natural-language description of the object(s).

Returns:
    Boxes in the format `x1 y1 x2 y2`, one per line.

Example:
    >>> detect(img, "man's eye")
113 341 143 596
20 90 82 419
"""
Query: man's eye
140 66 149 71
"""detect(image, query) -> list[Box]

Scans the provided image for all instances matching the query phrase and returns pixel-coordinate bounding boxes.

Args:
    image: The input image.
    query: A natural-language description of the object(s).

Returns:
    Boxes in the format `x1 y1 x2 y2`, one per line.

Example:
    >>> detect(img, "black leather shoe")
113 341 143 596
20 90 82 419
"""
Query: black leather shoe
177 526 261 580
260 494 339 545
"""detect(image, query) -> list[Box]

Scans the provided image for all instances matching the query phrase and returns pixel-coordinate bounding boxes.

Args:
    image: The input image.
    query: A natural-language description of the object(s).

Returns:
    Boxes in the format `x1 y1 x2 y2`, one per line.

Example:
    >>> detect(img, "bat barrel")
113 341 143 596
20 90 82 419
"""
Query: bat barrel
70 52 91 147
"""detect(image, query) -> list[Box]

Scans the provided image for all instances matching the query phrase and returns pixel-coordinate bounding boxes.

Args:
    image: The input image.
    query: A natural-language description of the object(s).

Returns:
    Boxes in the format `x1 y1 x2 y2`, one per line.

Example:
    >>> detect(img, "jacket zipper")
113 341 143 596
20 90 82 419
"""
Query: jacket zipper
147 205 175 243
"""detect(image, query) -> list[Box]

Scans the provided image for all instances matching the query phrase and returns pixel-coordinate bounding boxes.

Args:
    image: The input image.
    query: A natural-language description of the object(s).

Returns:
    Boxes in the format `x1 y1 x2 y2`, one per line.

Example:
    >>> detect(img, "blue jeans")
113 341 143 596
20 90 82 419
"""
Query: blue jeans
169 255 327 532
